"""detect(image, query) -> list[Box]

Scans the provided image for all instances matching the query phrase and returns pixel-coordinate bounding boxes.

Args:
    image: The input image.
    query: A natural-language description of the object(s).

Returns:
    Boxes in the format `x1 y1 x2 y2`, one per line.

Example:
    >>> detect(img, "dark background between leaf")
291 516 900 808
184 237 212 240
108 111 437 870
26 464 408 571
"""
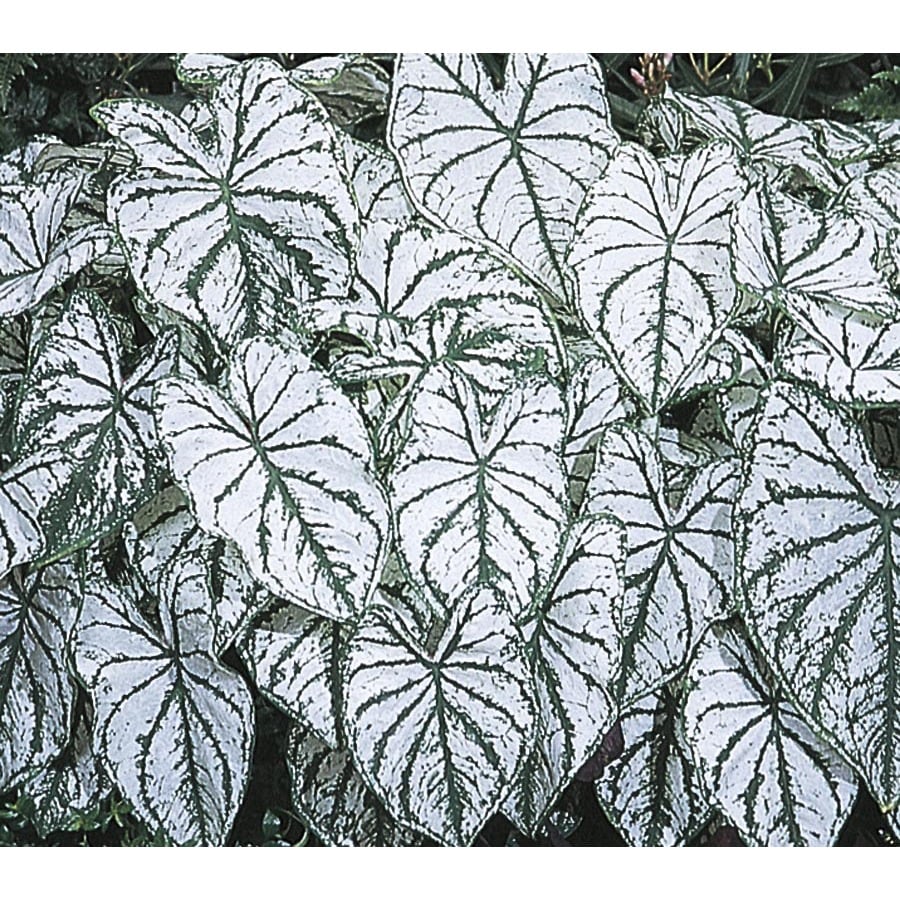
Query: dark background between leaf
1 51 899 847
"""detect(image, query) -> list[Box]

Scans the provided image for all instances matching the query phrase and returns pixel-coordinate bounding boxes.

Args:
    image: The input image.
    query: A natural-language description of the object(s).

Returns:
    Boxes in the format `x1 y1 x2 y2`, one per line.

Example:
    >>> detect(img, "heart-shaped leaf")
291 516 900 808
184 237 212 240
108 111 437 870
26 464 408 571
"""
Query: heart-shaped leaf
156 333 389 622
682 625 857 846
569 141 748 414
0 562 78 792
389 53 618 302
73 567 254 846
738 380 900 811
390 367 567 616
585 424 739 706
343 585 535 845
96 57 358 352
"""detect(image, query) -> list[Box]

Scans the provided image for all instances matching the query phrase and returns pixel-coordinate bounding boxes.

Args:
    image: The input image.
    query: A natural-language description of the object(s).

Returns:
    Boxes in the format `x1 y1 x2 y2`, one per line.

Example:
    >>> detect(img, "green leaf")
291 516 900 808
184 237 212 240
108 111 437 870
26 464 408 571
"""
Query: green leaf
287 725 422 846
343 584 535 845
389 53 618 303
595 686 712 846
390 367 567 617
738 380 900 811
682 625 857 846
96 57 358 352
569 141 748 414
155 333 389 623
585 425 739 706
0 562 79 792
73 566 255 846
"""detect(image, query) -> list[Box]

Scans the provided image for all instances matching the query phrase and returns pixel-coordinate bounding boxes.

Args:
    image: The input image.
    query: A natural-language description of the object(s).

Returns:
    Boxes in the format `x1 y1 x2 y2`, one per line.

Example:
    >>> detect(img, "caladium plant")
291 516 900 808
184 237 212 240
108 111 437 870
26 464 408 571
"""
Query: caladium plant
3 51 900 847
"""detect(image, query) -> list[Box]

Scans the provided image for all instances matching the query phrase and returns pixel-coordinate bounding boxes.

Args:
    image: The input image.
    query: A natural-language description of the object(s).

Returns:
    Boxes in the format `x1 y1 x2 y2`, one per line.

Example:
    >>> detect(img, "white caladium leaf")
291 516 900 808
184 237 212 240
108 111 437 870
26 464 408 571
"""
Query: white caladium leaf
14 290 177 562
130 486 268 656
666 89 841 190
738 380 900 811
343 584 535 846
18 712 108 839
0 137 64 184
391 368 567 616
326 218 563 377
692 331 771 454
0 169 114 317
569 141 748 414
585 425 739 706
564 353 637 509
0 452 67 577
156 334 389 623
389 53 618 302
777 302 900 407
96 57 358 352
839 167 900 257
682 626 857 846
0 562 78 792
341 136 414 222
177 53 389 128
595 687 712 846
73 568 254 846
292 54 389 126
287 725 422 846
733 186 899 323
503 515 625 835
238 600 341 747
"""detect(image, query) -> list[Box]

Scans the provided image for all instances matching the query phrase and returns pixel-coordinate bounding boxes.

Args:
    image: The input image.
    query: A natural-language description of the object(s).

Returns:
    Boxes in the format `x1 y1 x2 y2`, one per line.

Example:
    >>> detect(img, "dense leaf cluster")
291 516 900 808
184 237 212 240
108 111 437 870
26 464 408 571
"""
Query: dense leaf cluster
3 53 900 846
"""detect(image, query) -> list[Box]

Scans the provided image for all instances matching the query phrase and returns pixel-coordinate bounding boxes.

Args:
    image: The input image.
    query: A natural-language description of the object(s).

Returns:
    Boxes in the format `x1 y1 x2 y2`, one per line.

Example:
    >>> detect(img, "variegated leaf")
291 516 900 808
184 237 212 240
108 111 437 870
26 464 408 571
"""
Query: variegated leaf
569 141 748 414
96 57 358 351
595 687 712 846
18 711 108 838
666 89 841 190
738 380 900 811
343 584 535 846
733 186 899 323
0 561 78 792
341 135 414 223
130 486 268 656
73 568 254 846
390 368 567 616
564 353 636 509
682 625 857 846
14 290 176 563
0 452 65 577
778 302 900 407
0 137 64 184
156 333 389 622
389 53 618 302
286 725 422 846
239 600 340 747
177 53 389 128
585 425 739 706
0 169 113 316
292 54 389 126
503 514 625 835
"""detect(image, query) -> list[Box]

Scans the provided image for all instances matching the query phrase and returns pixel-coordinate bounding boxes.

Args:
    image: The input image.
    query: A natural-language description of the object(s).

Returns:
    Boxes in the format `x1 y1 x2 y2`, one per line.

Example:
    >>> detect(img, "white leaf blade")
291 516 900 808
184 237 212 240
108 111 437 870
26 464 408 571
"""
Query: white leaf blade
343 585 535 845
389 53 618 301
682 626 857 846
